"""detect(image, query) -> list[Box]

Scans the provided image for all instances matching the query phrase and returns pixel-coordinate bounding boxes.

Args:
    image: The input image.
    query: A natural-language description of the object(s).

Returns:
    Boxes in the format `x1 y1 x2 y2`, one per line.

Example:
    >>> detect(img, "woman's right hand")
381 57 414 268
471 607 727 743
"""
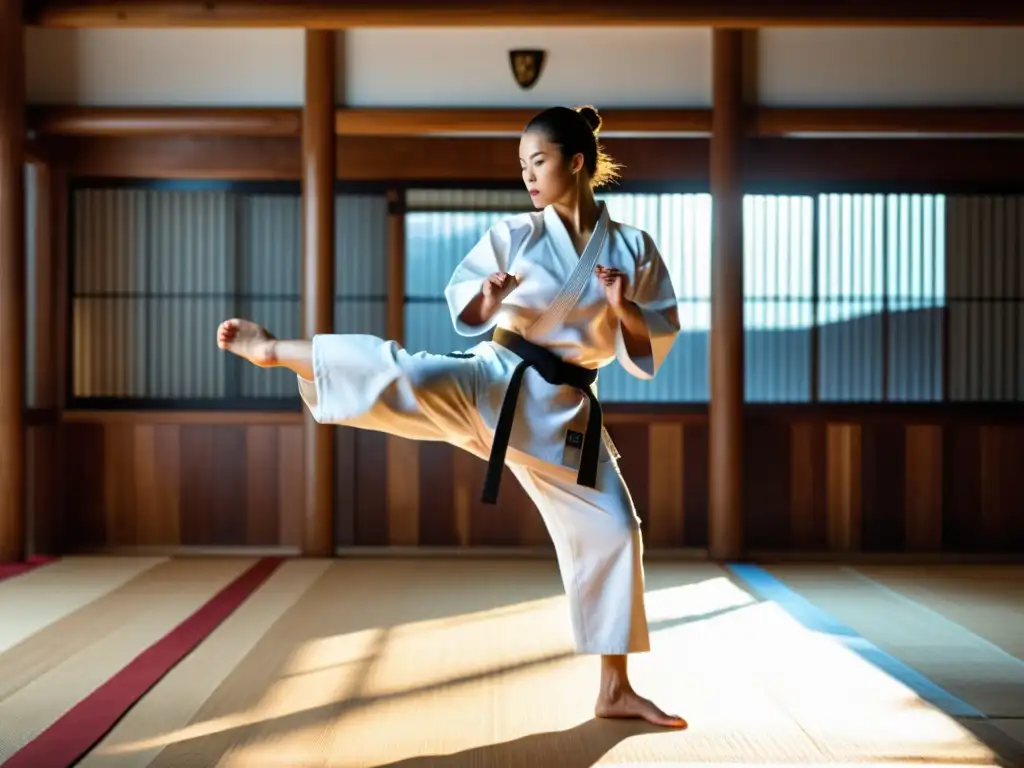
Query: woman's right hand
458 272 520 328
481 271 519 304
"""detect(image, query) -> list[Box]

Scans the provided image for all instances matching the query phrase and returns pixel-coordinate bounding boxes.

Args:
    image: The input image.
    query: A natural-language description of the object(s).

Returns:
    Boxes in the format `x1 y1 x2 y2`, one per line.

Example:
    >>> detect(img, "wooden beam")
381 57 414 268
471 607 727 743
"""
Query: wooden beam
745 138 1024 189
301 29 335 558
334 108 712 137
28 106 301 137
59 135 303 179
53 133 1024 188
29 106 1024 139
755 107 1024 137
29 161 56 410
386 190 405 342
708 29 745 562
0 0 27 563
336 136 710 183
27 0 1024 28
28 107 711 138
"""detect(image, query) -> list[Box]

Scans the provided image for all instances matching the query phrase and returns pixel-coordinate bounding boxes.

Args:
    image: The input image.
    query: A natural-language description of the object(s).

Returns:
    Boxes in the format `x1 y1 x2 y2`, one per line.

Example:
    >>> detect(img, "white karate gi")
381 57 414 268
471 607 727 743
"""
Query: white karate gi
297 202 680 655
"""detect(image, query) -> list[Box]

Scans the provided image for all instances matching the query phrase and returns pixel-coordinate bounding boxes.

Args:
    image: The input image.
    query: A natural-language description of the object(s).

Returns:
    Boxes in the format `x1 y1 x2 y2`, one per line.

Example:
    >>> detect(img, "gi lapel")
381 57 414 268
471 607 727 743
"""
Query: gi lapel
528 203 610 339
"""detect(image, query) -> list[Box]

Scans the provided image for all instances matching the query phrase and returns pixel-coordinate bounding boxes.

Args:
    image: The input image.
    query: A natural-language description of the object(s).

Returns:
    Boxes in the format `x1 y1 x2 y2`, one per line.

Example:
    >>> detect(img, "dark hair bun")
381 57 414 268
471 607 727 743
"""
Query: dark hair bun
575 105 602 134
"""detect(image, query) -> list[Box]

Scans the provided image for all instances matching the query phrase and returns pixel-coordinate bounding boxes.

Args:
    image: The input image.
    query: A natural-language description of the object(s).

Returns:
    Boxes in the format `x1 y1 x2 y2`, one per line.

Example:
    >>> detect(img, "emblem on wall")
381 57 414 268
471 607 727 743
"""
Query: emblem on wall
508 49 546 90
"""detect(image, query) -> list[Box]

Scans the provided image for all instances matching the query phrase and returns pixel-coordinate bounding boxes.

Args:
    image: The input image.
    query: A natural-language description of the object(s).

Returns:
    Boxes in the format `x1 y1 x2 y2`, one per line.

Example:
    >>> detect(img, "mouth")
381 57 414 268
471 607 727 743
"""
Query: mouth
529 189 541 198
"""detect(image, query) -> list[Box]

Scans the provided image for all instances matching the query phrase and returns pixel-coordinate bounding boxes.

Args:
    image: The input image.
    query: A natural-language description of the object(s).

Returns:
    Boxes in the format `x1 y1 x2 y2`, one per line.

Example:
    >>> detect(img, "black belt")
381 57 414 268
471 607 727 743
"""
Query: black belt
481 328 603 504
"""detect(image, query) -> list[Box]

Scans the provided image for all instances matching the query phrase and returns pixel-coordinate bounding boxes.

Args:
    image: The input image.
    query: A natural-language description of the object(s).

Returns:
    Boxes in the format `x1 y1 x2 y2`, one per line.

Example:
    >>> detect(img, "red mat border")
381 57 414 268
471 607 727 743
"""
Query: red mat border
0 556 58 583
3 556 283 768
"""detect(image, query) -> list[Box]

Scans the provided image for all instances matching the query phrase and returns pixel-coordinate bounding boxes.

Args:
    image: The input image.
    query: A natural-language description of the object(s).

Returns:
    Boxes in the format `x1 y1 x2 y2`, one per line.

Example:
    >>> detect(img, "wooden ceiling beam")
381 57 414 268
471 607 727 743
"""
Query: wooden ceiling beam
27 106 302 137
756 107 1024 137
25 1 1024 28
54 134 1024 188
28 106 1024 139
334 108 713 137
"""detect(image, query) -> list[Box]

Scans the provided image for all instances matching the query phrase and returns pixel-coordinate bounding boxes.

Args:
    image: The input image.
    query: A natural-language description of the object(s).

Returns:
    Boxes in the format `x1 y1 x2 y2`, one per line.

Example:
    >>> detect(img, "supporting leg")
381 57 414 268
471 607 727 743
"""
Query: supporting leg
510 460 687 729
596 653 687 728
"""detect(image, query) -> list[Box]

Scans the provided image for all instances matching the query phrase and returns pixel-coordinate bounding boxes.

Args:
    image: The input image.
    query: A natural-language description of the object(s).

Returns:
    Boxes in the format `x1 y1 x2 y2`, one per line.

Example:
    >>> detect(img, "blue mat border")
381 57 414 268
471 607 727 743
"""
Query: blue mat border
726 563 987 720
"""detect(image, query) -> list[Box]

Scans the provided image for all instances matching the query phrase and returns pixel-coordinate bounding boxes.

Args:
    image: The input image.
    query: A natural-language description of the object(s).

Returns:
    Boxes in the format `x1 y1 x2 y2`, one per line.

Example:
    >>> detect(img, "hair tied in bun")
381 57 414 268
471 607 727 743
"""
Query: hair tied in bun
523 104 620 188
575 105 602 134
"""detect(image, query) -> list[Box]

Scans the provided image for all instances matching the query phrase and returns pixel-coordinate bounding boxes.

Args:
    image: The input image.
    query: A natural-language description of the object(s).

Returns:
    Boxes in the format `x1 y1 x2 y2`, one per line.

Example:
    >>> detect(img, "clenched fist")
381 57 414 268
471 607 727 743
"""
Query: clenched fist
595 265 629 311
482 271 519 303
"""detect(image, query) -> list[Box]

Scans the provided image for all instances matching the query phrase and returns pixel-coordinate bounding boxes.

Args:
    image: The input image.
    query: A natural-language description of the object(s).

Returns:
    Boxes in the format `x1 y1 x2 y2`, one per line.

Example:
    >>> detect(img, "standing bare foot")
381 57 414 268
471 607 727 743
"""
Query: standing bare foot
595 682 688 729
596 656 687 729
216 318 277 367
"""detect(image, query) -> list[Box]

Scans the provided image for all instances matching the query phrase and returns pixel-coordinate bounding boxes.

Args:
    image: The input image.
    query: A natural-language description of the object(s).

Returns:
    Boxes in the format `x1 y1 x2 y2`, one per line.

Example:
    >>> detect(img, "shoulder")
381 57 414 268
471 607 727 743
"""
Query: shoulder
487 210 544 240
607 218 659 262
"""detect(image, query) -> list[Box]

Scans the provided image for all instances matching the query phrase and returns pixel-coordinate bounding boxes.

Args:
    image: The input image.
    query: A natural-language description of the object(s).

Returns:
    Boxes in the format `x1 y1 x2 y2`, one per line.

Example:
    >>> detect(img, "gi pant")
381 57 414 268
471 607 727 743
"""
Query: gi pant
298 334 652 656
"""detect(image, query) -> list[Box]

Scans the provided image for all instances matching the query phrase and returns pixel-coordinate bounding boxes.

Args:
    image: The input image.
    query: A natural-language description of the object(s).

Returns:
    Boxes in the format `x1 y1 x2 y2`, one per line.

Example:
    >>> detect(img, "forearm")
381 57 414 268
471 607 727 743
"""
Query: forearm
270 339 314 381
613 300 653 360
458 292 501 328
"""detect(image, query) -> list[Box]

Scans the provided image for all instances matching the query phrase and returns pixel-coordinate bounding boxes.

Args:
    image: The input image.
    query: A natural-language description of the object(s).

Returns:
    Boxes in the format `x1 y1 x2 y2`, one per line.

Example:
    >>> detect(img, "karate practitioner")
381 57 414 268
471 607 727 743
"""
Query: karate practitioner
217 105 686 728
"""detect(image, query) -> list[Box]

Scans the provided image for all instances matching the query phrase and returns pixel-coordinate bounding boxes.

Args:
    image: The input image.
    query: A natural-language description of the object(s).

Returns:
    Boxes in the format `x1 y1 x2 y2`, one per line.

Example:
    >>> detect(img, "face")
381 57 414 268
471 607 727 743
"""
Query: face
519 129 582 209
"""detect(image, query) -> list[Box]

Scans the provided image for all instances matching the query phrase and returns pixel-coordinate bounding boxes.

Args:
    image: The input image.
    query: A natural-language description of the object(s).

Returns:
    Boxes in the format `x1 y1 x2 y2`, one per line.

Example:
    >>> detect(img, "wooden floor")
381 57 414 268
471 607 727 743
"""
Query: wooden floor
1 556 1022 767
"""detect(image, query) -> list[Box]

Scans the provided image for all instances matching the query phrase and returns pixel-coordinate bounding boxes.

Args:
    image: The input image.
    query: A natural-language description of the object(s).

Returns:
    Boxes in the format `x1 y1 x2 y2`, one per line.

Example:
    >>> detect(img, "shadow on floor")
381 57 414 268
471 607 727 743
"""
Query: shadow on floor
374 717 675 768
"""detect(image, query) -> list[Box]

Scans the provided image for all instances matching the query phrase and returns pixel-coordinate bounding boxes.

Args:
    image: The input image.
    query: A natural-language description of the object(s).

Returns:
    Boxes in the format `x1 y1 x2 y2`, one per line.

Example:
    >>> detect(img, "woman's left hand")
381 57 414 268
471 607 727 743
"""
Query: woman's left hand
595 265 629 311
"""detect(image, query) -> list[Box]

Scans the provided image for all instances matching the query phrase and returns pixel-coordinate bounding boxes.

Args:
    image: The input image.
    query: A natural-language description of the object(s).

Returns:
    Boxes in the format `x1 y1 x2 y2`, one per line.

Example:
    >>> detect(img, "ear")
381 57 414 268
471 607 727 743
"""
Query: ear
570 152 585 175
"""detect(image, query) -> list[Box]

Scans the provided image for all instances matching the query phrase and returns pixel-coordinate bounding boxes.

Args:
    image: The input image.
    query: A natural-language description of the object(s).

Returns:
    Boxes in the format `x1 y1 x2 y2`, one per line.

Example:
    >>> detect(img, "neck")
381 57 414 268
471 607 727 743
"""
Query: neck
552 187 600 237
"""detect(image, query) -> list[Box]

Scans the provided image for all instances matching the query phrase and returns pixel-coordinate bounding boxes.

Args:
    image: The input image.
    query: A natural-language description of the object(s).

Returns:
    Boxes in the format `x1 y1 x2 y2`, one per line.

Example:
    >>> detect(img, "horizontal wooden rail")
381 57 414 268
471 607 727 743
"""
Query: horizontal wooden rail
29 106 1024 139
28 107 301 137
42 402 1024 427
334 108 713 137
25 0 1024 28
52 134 1024 186
755 107 1024 137
58 410 304 425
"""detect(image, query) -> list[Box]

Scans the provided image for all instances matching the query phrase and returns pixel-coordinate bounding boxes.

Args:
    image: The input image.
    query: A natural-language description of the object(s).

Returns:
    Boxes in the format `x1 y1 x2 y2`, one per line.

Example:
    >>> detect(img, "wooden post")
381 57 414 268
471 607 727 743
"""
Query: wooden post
302 30 336 557
708 29 745 562
0 0 26 564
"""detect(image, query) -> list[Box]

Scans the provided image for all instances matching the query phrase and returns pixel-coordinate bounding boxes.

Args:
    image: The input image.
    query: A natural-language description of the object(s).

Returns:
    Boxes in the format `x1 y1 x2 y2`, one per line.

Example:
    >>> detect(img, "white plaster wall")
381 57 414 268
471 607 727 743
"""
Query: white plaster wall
26 28 305 105
758 28 1024 106
23 27 1024 108
337 28 713 108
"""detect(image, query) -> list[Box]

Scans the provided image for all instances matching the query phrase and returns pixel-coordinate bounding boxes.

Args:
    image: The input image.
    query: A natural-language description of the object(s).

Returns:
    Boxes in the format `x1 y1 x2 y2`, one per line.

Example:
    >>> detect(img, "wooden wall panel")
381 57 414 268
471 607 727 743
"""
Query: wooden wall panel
743 419 791 550
905 425 943 551
647 423 685 548
826 423 862 552
26 424 61 555
55 134 1024 187
789 422 827 549
59 415 304 551
860 423 906 551
46 410 1024 556
352 431 388 546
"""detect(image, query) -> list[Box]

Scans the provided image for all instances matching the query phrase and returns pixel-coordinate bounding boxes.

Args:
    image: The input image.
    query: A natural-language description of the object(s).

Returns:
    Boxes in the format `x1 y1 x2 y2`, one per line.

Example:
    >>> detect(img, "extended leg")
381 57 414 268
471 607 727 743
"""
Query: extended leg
509 460 687 728
216 318 314 380
217 318 489 454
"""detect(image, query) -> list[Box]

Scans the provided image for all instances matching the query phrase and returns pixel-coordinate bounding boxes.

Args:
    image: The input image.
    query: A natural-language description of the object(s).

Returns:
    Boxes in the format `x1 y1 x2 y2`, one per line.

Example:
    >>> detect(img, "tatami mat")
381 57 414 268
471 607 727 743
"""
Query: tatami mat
0 558 256 762
761 564 1024 720
79 559 333 768
0 556 166 656
18 558 999 767
852 565 1024 662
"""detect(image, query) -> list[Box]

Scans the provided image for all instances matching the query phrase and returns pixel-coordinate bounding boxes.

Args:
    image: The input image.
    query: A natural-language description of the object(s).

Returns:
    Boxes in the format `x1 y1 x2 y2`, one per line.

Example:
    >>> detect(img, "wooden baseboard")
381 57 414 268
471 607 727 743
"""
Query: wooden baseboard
332 546 710 560
76 545 302 557
66 545 1024 564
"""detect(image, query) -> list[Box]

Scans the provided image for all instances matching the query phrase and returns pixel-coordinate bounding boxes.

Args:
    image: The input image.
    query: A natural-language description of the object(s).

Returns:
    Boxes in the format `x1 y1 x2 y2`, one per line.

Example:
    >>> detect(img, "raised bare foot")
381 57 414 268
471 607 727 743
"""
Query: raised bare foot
595 685 688 729
216 318 277 367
